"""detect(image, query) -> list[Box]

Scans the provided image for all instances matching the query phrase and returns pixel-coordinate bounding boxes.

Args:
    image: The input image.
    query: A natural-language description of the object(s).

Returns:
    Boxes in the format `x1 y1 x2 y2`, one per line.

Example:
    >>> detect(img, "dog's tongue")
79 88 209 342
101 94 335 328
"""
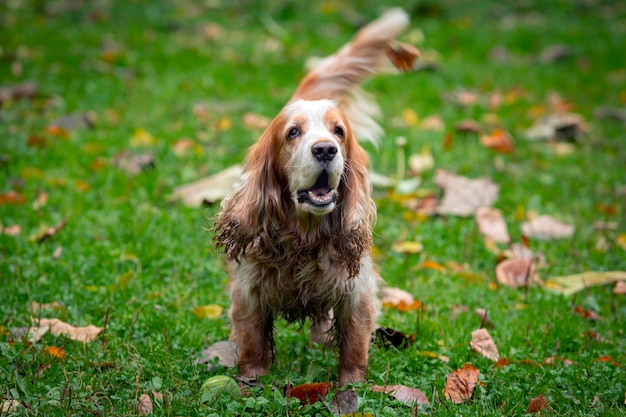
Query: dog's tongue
310 171 330 196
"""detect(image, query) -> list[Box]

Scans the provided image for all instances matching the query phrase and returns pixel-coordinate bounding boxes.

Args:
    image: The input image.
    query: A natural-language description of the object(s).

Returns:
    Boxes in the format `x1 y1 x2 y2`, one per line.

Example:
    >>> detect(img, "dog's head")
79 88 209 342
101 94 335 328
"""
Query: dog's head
216 98 374 252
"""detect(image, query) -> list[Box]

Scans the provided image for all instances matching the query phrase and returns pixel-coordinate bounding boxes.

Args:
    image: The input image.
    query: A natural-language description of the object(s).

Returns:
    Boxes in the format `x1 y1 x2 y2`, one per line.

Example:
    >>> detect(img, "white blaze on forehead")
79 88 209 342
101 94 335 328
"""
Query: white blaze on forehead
283 99 338 128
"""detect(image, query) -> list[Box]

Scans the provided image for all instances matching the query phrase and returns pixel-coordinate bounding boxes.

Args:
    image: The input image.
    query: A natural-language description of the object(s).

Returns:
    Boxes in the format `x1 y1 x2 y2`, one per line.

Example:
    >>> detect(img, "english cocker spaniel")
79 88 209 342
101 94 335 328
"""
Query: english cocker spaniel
214 8 411 386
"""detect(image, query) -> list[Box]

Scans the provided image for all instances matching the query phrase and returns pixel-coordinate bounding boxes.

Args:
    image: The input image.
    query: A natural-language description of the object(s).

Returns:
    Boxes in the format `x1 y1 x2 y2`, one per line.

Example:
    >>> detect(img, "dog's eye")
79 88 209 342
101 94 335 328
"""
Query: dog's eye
287 127 300 140
334 126 344 138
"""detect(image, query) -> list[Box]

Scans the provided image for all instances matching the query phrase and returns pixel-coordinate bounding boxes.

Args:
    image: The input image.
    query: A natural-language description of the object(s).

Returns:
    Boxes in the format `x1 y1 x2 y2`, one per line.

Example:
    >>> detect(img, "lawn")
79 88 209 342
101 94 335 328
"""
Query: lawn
1 0 625 415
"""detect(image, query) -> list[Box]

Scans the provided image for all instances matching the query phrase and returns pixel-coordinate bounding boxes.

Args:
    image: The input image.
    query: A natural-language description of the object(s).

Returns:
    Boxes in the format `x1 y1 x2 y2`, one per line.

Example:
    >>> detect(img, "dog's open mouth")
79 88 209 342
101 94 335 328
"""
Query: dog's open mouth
296 170 338 208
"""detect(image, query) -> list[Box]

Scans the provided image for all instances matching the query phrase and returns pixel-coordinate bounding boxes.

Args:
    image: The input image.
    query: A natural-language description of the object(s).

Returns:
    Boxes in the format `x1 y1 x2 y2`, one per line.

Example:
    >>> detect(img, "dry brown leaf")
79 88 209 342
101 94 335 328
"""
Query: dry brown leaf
525 113 587 142
420 114 444 131
0 80 38 102
443 89 480 107
574 305 601 321
475 207 510 244
469 328 500 362
169 164 243 207
613 281 626 295
479 129 515 153
371 384 430 408
31 217 68 243
381 287 414 307
493 358 510 368
386 42 421 72
136 393 153 415
2 224 21 235
243 112 271 130
195 340 239 369
521 215 575 240
111 151 155 175
286 382 332 405
435 170 499 217
527 394 551 413
495 258 539 288
43 345 66 359
375 327 416 349
455 119 482 134
33 318 103 343
444 363 480 404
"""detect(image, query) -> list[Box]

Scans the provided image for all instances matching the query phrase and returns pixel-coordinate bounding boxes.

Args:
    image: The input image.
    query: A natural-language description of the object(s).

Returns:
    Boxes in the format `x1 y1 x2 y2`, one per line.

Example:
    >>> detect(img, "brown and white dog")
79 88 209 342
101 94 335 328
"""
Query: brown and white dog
214 8 410 386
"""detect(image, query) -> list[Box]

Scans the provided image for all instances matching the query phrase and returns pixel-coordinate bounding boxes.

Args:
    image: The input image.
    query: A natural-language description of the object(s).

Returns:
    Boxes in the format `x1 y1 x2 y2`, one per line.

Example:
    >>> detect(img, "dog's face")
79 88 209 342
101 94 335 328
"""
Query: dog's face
276 99 351 216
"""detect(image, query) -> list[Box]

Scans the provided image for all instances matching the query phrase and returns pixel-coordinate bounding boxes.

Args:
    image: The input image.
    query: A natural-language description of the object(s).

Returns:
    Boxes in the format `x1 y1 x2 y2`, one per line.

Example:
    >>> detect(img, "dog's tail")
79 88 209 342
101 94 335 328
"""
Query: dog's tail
291 8 410 145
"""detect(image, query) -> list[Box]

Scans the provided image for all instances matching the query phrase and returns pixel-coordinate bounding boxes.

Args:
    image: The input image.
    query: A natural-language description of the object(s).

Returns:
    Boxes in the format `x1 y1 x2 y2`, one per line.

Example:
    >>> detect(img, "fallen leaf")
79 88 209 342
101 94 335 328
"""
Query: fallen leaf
401 108 419 127
493 358 510 368
375 327 416 349
408 148 434 175
595 356 621 367
0 190 26 205
391 241 423 254
2 225 21 235
32 318 103 343
371 384 430 408
381 287 415 307
49 113 94 131
443 89 480 107
31 301 64 314
420 114 444 131
574 305 601 321
130 128 157 147
545 271 626 296
420 260 447 272
286 382 332 405
469 328 500 362
171 138 197 156
136 393 153 415
495 258 539 288
435 170 499 217
0 80 38 102
521 215 575 240
613 281 626 295
43 345 66 359
169 164 243 207
479 129 515 153
527 394 551 413
192 304 223 319
30 217 68 243
475 207 510 244
195 340 239 369
525 113 587 142
0 400 21 413
243 112 271 130
386 42 421 72
111 151 155 175
444 363 480 404
540 44 573 63
455 119 482 134
32 191 48 210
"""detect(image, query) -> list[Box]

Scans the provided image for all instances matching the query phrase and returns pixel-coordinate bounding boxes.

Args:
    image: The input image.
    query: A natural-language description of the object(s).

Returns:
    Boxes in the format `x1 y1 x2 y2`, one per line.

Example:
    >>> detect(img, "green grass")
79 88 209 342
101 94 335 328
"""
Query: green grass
1 0 625 415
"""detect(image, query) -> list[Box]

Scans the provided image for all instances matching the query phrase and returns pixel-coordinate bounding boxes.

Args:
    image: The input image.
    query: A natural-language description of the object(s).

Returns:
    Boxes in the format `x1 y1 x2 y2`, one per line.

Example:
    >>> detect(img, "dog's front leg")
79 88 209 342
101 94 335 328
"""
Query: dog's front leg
334 291 377 386
229 285 273 379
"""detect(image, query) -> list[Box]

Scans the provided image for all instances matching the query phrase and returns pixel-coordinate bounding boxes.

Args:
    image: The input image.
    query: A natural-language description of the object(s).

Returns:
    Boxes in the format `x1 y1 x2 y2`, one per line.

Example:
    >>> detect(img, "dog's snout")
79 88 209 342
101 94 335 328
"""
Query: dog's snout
311 142 338 162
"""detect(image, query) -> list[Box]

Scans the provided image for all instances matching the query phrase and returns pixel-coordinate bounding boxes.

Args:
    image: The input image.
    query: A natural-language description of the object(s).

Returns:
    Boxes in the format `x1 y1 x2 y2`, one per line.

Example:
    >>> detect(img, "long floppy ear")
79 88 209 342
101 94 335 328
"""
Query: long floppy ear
213 117 288 261
338 125 376 228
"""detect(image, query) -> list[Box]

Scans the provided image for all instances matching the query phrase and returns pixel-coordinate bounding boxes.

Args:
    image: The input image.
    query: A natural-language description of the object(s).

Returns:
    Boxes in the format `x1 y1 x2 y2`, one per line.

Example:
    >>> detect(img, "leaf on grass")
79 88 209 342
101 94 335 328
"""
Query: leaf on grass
408 149 434 175
443 89 480 107
169 164 243 207
43 345 66 359
574 305 601 321
613 281 626 295
136 393 153 415
479 129 515 153
435 170 499 217
0 191 26 205
527 394 551 413
475 207 510 244
525 113 587 142
469 328 500 362
195 341 239 369
386 42 421 72
420 260 447 272
391 241 423 254
32 318 103 343
371 384 430 408
130 128 157 147
243 112 271 130
444 363 480 404
0 400 21 413
286 382 332 405
2 224 21 235
381 287 421 311
31 301 64 314
545 271 626 296
493 358 510 368
375 327 416 349
521 215 574 240
495 258 539 288
455 119 482 134
595 356 621 367
50 113 94 131
30 217 68 243
111 151 155 175
192 305 223 319
0 80 38 102
420 114 444 131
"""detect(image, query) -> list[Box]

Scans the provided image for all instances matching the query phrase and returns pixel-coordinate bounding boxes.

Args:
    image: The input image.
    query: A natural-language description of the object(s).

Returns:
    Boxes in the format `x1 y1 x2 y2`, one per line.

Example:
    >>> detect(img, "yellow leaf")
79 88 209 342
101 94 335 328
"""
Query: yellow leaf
192 305 223 319
215 117 232 131
117 271 133 290
616 233 626 250
130 128 157 147
391 241 423 254
402 108 419 127
546 271 626 296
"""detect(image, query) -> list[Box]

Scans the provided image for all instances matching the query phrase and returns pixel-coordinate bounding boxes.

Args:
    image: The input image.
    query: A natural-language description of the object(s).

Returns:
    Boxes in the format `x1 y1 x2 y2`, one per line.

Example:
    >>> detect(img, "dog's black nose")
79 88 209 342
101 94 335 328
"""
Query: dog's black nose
311 142 337 162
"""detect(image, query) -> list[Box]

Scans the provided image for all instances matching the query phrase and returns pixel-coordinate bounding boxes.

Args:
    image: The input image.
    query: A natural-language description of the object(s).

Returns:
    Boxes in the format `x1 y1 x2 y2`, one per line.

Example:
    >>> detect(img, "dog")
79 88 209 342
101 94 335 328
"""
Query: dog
214 8 410 386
